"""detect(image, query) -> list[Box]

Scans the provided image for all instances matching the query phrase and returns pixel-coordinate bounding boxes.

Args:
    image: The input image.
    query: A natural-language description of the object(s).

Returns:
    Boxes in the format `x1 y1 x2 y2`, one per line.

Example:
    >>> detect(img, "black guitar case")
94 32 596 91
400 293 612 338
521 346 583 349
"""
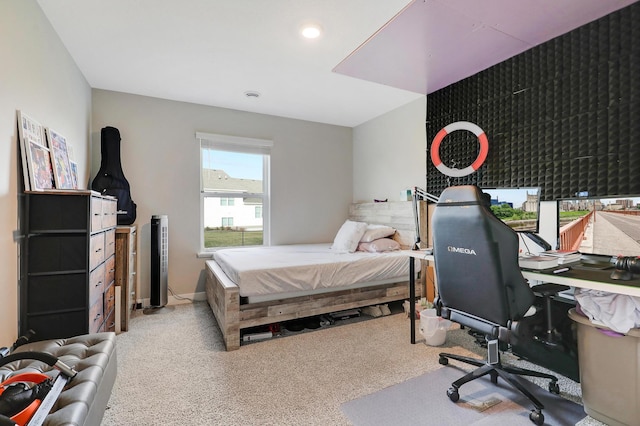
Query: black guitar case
91 126 137 225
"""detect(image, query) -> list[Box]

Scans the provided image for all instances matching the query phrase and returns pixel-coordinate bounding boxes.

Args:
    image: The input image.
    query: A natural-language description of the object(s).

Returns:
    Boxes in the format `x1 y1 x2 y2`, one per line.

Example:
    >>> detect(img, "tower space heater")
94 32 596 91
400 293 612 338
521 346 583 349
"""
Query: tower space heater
150 215 168 307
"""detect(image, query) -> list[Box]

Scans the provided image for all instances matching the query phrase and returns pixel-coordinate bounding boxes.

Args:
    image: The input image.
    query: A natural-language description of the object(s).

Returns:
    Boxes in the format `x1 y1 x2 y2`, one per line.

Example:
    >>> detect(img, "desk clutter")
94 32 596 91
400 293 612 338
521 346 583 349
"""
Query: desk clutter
540 250 582 264
518 255 559 269
610 255 640 280
518 249 582 269
520 250 640 283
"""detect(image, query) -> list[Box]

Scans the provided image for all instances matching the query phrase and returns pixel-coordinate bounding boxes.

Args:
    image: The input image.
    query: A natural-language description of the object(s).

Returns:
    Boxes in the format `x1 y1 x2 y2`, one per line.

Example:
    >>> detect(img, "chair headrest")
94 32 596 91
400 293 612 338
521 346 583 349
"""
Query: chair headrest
437 185 485 205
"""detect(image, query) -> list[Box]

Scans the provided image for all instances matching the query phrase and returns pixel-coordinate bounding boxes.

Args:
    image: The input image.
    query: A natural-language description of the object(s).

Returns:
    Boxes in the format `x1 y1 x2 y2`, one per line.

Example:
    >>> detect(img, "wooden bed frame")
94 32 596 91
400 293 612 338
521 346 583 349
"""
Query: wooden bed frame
205 201 426 350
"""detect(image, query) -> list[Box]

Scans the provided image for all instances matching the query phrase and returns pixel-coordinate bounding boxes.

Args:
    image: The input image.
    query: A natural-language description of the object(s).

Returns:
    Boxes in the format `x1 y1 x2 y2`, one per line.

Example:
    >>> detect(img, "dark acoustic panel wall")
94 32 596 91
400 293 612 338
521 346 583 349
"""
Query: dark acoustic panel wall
426 3 640 201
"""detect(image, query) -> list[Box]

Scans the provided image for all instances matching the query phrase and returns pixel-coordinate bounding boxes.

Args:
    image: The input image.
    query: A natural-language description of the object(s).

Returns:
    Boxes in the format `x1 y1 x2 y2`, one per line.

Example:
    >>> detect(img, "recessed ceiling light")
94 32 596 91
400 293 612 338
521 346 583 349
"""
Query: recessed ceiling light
300 22 323 39
244 90 261 98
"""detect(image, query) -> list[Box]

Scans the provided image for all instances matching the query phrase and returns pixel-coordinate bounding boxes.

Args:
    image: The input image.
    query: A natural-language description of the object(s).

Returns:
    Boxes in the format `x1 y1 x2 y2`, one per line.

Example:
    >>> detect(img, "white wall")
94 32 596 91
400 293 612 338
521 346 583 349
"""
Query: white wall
91 90 353 302
0 0 91 343
352 97 426 203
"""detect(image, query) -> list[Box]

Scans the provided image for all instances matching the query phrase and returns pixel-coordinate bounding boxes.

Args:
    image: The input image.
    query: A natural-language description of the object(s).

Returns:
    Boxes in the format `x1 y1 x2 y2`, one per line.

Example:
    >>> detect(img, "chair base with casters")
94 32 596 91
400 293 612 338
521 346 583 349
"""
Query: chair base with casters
438 337 560 425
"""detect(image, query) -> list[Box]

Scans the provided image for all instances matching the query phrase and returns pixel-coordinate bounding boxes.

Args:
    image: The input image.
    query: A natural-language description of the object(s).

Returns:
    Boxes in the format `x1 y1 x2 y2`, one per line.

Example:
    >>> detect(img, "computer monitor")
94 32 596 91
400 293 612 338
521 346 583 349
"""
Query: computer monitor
558 194 640 257
481 187 541 233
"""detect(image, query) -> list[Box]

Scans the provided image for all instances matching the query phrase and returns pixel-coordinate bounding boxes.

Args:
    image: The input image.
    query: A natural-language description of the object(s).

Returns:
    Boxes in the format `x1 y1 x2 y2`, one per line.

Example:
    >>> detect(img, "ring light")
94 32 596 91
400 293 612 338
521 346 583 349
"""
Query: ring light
430 121 489 177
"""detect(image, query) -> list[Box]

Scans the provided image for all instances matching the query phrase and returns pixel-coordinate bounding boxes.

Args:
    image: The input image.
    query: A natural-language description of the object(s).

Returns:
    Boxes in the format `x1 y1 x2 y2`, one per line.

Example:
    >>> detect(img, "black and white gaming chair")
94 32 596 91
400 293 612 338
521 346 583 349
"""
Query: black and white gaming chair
432 185 561 425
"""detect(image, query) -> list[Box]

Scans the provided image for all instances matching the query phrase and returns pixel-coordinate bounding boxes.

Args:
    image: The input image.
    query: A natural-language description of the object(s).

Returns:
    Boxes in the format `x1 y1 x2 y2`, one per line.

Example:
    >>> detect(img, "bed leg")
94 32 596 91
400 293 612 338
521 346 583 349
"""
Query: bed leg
206 264 241 351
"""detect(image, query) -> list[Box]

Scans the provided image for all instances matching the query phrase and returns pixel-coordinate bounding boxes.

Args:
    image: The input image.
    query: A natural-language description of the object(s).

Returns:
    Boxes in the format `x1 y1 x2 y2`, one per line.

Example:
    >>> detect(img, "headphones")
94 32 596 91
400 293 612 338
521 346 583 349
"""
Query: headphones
610 255 640 280
0 372 53 426
615 256 640 273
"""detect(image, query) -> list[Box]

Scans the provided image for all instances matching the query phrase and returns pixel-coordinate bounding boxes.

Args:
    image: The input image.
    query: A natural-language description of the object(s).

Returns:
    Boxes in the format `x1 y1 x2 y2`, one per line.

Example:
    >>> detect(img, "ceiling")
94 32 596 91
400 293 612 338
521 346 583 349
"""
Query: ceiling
37 0 637 128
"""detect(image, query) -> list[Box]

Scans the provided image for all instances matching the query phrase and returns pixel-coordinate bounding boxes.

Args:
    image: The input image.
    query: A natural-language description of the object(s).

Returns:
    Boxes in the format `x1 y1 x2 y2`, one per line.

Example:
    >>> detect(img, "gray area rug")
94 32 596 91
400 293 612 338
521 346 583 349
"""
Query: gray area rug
342 365 586 426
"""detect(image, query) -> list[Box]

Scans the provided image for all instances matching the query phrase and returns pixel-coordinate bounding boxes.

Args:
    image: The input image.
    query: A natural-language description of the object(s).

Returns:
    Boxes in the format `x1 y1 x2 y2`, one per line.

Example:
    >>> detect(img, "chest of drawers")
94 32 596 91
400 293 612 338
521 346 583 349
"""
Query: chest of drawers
19 190 117 340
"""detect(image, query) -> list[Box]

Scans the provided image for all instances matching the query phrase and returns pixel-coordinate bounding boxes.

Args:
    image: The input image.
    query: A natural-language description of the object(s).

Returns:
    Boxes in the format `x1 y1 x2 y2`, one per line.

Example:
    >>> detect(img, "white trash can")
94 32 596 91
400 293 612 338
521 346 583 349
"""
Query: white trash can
419 309 451 346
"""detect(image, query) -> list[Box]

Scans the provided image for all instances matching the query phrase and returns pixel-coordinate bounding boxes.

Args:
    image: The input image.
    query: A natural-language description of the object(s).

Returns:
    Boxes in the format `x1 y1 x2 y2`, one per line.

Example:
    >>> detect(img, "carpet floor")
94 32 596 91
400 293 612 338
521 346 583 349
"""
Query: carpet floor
101 301 607 425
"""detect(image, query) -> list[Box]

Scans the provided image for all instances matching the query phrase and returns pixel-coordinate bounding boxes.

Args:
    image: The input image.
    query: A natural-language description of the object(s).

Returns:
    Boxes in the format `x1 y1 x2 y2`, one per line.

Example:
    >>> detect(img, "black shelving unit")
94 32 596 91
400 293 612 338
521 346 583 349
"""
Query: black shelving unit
19 190 117 341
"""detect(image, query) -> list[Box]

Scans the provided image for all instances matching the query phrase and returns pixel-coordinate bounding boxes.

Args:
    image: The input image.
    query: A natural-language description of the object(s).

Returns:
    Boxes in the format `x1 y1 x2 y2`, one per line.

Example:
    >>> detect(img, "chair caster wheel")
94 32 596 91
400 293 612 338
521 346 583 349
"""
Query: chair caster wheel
548 381 560 394
490 371 498 384
529 410 544 425
439 356 448 365
446 387 459 402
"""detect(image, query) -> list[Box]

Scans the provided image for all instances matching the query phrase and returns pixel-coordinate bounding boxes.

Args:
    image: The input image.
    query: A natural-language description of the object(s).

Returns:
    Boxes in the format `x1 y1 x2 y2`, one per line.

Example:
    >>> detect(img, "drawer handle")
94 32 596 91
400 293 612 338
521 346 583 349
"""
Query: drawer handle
108 295 115 302
110 268 115 273
96 280 102 287
93 313 102 322
95 247 102 253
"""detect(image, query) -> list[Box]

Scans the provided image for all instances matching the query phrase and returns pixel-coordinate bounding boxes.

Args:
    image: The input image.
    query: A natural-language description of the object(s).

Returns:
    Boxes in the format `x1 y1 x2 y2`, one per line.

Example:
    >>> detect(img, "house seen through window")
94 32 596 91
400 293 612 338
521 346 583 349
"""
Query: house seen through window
198 132 271 250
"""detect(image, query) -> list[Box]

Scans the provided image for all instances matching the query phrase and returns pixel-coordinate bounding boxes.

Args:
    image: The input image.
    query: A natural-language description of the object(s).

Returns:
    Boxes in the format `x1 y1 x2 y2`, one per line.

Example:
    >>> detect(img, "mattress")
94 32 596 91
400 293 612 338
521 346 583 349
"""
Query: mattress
212 243 419 299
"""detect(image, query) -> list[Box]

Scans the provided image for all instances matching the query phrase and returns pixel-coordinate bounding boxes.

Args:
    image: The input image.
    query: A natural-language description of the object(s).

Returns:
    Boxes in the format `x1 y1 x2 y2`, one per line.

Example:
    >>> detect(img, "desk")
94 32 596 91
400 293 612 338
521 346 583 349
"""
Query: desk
407 251 640 344
522 264 640 298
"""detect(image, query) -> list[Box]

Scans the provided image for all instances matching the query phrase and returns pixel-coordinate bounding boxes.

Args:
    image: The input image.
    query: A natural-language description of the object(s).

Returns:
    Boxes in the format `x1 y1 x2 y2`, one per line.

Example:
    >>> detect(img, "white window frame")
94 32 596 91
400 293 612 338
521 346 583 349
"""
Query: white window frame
197 132 271 252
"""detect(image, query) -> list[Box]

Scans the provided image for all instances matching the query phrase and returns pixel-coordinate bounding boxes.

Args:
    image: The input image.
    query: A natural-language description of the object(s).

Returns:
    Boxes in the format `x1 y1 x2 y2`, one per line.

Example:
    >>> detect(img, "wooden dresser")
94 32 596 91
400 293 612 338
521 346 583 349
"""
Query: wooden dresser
19 190 117 341
115 225 137 331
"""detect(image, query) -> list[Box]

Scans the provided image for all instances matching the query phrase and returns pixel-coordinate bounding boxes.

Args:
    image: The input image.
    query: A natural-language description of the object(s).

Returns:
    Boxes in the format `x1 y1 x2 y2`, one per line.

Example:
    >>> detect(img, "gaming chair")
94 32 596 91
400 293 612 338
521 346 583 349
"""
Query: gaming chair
432 185 561 425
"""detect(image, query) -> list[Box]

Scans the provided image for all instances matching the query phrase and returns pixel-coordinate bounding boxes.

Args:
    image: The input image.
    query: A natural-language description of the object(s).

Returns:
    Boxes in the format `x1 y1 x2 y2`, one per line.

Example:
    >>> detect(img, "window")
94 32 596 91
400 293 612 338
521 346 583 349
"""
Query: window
198 132 271 251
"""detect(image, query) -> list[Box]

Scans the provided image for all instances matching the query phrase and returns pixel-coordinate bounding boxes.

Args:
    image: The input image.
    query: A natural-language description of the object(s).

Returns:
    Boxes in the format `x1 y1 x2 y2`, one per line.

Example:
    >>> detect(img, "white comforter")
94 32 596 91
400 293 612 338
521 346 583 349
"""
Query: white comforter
213 243 418 298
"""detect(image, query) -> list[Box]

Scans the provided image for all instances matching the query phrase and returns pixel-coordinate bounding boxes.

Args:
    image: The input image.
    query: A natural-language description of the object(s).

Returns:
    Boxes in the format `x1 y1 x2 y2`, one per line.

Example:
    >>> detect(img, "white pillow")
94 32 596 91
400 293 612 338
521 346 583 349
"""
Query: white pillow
357 238 401 253
360 224 396 243
331 220 368 253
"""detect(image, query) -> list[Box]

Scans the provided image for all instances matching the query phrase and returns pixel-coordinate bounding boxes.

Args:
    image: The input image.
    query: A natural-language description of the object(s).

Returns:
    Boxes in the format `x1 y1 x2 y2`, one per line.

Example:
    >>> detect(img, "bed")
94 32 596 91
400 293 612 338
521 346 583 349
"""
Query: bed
205 201 425 350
